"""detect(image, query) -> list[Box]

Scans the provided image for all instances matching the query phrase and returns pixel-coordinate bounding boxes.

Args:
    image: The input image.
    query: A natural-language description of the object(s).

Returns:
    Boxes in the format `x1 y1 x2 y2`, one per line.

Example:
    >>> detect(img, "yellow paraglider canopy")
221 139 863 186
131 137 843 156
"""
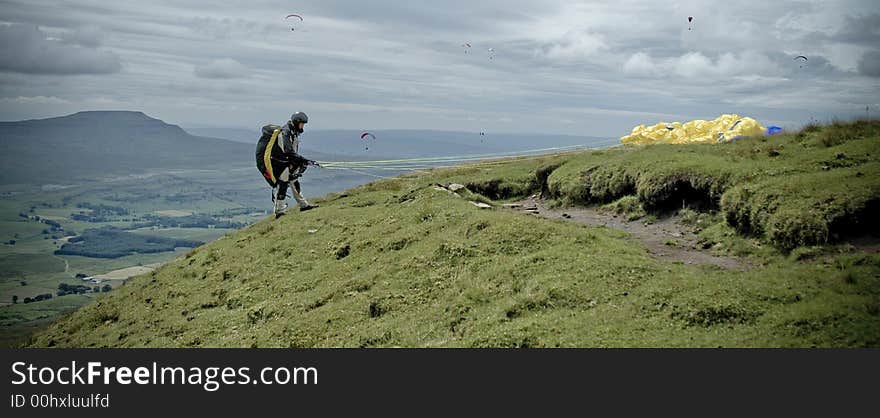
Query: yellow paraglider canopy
620 114 766 145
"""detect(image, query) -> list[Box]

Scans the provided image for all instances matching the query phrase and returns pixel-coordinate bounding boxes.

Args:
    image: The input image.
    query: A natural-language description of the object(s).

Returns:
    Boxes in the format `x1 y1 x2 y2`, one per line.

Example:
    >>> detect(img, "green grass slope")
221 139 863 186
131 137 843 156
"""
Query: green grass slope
26 121 880 347
548 120 880 250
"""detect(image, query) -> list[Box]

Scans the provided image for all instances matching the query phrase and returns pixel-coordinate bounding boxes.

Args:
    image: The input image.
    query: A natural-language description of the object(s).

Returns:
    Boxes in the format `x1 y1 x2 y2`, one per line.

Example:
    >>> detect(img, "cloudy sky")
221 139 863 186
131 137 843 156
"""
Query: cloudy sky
1 0 878 136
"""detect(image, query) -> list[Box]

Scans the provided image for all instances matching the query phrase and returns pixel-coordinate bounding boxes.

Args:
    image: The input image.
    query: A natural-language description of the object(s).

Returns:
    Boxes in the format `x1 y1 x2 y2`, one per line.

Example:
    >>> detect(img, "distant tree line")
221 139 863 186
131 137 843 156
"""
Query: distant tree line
134 213 246 229
22 293 53 303
58 283 91 295
164 192 209 203
18 213 68 237
43 219 62 229
76 202 129 215
54 227 203 258
215 207 263 217
71 202 131 222
105 192 161 202
56 282 111 296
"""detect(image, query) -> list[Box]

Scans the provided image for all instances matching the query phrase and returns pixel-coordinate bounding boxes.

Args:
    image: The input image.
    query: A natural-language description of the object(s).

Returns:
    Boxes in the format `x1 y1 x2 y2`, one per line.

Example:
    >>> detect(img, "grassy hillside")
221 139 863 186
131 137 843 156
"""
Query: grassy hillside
547 120 880 250
26 121 880 347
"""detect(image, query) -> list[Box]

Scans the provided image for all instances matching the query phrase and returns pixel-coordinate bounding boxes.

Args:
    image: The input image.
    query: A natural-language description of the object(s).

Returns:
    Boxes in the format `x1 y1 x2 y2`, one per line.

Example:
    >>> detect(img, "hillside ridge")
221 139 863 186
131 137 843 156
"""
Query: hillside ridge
26 120 880 348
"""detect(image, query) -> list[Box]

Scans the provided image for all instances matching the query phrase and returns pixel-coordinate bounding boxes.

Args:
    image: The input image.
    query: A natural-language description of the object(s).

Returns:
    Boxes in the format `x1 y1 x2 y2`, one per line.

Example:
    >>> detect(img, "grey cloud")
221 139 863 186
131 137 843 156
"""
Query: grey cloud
0 0 878 134
188 17 276 40
832 13 880 46
194 58 248 79
857 50 880 77
63 25 105 47
305 0 541 33
0 24 121 75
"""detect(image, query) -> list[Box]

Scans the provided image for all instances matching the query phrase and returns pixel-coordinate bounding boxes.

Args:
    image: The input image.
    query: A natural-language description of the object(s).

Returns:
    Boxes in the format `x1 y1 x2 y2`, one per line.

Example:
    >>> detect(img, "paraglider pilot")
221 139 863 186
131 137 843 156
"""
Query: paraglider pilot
256 112 318 217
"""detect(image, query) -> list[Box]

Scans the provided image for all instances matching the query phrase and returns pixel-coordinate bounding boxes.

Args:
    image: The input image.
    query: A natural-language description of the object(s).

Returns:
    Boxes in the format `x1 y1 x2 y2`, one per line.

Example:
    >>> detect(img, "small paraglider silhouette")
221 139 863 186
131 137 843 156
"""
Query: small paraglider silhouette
794 55 808 68
286 14 303 31
688 16 693 31
462 43 471 54
487 48 495 60
360 132 376 151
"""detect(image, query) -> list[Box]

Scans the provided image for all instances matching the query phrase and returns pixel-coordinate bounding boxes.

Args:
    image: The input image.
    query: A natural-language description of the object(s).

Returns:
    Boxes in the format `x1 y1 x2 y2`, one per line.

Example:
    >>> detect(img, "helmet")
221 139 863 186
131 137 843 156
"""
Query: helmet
290 112 308 124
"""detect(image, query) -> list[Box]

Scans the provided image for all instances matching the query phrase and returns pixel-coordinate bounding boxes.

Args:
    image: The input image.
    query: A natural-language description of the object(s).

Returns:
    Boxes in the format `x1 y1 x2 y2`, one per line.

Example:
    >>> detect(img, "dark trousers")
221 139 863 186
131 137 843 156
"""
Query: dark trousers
276 180 301 200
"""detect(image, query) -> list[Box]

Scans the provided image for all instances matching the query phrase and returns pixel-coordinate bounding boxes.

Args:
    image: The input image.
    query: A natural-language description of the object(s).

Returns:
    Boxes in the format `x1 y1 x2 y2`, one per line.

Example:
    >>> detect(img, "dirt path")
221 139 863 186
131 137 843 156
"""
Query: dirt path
507 196 750 270
57 256 69 274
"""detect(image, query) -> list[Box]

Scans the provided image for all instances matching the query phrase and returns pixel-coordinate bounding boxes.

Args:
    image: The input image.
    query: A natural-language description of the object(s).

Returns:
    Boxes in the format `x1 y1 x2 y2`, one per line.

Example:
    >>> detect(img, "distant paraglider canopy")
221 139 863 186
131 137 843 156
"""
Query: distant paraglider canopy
688 16 694 30
360 132 375 150
794 55 808 68
487 47 495 60
462 43 471 53
286 13 303 31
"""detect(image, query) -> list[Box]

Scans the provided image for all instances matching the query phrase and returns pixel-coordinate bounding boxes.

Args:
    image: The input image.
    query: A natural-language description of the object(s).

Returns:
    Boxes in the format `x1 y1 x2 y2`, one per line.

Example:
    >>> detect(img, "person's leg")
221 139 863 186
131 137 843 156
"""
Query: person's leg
273 181 289 214
276 181 289 200
289 180 310 208
269 159 287 203
278 165 311 208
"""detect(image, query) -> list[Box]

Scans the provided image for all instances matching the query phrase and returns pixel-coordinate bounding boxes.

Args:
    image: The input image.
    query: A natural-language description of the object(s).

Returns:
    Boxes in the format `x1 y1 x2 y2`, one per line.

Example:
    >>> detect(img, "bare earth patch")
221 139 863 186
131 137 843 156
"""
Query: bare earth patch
508 196 751 270
94 263 163 280
845 236 880 254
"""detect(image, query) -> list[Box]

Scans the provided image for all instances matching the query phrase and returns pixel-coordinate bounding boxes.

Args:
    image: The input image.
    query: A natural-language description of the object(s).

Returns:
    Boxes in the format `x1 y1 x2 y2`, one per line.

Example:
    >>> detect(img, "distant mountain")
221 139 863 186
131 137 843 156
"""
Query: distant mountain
184 127 257 144
0 111 255 185
0 111 615 185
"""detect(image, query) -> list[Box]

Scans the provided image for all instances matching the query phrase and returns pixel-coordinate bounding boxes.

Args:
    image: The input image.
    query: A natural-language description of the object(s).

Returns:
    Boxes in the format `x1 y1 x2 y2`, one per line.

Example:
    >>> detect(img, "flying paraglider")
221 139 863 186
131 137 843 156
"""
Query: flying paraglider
687 16 694 30
794 55 808 68
286 14 303 31
487 47 495 60
462 43 471 53
360 132 376 150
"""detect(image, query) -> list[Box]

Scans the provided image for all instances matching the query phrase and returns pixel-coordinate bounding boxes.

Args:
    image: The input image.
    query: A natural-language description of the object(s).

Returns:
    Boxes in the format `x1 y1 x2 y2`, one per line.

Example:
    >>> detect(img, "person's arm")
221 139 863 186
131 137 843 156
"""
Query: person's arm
279 125 310 166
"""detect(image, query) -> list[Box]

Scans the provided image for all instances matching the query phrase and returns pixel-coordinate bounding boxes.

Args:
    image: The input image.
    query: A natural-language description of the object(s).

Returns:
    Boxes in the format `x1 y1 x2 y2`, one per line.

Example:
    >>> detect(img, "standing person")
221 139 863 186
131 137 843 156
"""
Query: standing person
256 112 318 218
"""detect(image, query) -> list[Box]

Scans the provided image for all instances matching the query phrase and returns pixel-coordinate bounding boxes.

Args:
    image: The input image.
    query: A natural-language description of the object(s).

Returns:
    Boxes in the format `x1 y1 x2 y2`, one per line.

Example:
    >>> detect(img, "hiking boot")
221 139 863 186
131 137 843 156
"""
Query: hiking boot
299 204 318 212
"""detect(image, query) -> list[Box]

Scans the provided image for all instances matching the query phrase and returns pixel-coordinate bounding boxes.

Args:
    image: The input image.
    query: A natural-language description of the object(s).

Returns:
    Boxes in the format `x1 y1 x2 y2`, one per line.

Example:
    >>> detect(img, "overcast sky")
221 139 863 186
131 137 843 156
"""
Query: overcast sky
1 0 878 136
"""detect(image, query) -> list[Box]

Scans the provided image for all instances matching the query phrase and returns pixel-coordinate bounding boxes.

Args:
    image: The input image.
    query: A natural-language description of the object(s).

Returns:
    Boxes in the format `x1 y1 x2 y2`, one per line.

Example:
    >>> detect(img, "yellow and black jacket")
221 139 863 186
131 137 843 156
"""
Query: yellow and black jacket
255 124 306 186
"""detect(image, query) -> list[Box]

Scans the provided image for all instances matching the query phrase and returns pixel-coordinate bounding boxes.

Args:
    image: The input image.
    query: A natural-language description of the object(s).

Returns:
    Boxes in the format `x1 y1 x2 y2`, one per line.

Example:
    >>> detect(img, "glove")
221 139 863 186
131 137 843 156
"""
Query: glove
283 153 309 167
